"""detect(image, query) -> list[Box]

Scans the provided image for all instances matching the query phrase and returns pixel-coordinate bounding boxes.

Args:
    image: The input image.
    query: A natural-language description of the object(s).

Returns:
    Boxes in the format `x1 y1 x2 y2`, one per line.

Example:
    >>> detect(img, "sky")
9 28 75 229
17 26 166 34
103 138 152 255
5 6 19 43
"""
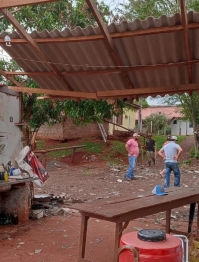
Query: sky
147 96 167 106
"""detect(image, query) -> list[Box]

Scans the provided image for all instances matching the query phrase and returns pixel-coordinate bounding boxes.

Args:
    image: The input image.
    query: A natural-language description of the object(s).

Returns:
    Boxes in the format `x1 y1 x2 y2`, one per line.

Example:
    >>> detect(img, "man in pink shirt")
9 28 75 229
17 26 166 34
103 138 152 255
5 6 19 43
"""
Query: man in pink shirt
125 133 140 181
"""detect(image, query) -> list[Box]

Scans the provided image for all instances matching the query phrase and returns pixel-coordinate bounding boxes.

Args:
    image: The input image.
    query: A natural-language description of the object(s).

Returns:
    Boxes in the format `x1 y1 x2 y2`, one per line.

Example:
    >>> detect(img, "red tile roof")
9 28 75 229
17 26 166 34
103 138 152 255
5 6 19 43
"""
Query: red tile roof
135 106 182 120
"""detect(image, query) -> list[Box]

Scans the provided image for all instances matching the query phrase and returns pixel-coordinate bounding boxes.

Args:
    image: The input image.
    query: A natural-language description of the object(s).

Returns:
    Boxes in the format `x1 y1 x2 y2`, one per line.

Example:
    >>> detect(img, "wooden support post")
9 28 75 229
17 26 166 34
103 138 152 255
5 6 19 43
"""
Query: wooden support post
71 148 76 163
41 152 46 168
166 210 171 233
188 202 196 233
79 215 89 260
114 222 123 262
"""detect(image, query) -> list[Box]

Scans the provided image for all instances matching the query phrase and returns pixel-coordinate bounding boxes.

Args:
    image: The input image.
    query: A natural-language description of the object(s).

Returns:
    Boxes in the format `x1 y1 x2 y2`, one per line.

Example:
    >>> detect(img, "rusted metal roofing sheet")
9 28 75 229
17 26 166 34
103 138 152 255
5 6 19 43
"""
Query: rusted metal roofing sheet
1 11 199 99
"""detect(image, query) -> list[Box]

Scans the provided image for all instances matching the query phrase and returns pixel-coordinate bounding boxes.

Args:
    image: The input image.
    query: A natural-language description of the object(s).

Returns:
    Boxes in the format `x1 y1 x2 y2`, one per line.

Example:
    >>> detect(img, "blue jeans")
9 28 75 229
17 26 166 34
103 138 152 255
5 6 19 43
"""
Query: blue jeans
164 162 181 188
126 156 137 179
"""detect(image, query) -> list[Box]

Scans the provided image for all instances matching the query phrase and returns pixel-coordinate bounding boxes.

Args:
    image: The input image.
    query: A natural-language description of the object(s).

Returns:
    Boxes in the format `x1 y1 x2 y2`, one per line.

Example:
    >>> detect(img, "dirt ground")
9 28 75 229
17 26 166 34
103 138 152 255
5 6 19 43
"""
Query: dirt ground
0 135 199 262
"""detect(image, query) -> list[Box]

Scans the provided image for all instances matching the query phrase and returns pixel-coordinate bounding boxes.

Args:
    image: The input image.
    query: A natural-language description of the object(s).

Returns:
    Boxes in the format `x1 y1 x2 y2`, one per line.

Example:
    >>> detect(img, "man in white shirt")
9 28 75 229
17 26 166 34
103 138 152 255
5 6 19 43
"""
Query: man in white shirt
158 136 183 188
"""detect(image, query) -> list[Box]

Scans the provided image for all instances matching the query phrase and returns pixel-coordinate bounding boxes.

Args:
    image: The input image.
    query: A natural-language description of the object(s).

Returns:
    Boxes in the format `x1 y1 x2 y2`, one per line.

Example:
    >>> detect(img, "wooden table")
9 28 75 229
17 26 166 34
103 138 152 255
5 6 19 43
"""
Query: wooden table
72 187 199 262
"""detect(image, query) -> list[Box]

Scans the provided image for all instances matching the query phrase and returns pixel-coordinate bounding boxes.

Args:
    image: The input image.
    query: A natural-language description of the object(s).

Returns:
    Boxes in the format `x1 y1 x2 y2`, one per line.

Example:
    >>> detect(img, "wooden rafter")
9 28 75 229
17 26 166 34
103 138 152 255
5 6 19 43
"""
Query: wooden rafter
8 86 97 99
1 23 198 45
0 69 22 86
179 0 192 83
0 8 22 19
0 0 58 9
97 83 199 98
8 83 199 100
0 9 74 91
5 59 199 77
86 0 134 89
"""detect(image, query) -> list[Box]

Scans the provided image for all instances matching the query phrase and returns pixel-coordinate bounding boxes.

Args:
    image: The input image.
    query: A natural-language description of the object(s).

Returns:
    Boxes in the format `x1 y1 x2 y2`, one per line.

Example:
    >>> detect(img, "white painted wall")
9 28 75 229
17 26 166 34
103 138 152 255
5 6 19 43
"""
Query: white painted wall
170 119 193 136
0 89 23 166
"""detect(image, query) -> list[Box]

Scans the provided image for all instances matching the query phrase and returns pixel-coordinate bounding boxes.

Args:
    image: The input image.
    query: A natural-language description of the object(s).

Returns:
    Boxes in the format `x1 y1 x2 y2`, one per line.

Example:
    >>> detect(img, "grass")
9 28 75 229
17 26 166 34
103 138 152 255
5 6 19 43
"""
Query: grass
36 138 107 160
102 140 126 165
35 135 188 163
153 135 187 150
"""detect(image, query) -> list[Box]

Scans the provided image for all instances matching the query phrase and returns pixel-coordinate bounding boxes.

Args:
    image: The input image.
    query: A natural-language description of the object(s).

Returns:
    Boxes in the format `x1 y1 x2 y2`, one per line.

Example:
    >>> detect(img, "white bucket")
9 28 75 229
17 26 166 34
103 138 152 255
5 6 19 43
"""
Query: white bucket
31 204 44 219
32 209 43 219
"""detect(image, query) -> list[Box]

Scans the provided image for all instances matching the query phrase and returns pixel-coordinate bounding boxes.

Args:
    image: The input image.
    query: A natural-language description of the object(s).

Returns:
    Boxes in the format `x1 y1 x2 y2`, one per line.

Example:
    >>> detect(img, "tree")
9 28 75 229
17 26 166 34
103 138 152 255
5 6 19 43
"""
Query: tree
0 0 123 146
0 0 112 32
144 113 168 134
117 0 199 22
163 93 199 157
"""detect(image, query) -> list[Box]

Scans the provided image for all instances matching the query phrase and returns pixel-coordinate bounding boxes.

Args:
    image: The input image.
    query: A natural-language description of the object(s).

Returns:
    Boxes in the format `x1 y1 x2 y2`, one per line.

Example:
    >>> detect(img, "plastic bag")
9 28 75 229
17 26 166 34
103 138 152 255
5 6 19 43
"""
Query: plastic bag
15 146 49 187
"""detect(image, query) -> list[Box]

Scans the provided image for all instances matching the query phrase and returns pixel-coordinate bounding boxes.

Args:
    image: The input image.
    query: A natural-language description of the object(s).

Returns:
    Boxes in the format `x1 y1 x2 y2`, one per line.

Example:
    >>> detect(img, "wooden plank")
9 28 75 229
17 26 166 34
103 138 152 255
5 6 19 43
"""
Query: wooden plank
97 83 199 98
8 86 97 99
179 0 192 83
86 0 134 89
0 9 73 91
93 189 199 218
34 145 86 153
1 23 198 44
78 215 89 259
72 187 182 212
0 69 21 86
0 0 58 9
74 188 199 218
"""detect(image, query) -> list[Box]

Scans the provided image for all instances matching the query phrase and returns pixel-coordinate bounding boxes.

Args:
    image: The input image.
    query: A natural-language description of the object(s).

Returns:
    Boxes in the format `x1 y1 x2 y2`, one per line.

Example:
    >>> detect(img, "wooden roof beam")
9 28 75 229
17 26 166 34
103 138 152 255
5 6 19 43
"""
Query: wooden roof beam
0 0 58 9
97 83 199 98
8 86 97 99
86 0 134 89
1 23 199 45
6 59 199 77
179 0 192 84
0 9 74 91
0 69 22 86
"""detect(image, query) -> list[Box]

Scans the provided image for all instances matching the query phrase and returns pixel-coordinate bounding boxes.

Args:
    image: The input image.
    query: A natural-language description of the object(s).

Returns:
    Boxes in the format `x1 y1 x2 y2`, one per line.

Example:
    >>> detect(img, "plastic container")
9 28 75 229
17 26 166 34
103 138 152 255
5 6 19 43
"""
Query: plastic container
189 237 199 262
119 229 183 262
0 165 4 180
31 204 44 219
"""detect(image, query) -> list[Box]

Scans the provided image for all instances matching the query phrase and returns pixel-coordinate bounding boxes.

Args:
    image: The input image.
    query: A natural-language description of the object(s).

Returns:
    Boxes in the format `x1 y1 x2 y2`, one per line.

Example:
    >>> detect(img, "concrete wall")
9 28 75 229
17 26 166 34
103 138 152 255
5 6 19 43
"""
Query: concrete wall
37 117 109 140
0 87 23 165
170 120 193 136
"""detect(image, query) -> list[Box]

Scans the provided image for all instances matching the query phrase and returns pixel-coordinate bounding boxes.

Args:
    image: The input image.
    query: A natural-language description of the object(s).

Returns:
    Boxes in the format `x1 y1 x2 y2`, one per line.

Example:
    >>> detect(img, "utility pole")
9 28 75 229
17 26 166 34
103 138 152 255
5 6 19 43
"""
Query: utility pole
138 98 142 133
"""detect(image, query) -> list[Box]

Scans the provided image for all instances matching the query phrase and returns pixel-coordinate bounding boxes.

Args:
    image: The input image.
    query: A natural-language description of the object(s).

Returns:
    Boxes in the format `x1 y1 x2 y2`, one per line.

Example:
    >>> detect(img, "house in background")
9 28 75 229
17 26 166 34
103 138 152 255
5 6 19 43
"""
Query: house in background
109 103 140 137
135 106 193 136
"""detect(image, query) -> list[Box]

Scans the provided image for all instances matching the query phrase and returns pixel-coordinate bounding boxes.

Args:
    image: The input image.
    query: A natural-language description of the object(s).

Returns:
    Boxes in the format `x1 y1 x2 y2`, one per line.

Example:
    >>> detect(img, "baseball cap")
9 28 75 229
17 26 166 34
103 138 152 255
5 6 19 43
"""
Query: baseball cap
152 185 168 196
170 135 178 141
133 133 140 137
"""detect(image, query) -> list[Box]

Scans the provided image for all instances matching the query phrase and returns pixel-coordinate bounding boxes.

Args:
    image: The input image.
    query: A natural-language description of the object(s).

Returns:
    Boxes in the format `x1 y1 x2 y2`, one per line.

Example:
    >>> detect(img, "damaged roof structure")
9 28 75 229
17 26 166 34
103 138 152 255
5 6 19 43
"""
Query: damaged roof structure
0 0 199 101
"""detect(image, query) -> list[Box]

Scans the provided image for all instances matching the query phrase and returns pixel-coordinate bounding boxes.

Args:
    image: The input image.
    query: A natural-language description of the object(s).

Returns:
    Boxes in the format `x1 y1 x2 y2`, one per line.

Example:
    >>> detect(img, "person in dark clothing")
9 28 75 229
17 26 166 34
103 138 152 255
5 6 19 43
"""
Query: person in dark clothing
145 133 156 166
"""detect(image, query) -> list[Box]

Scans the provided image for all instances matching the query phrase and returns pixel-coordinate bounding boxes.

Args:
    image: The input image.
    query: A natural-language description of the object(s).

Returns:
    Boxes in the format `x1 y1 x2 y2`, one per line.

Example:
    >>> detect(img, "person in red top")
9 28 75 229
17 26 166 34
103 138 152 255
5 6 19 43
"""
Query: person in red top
125 133 140 181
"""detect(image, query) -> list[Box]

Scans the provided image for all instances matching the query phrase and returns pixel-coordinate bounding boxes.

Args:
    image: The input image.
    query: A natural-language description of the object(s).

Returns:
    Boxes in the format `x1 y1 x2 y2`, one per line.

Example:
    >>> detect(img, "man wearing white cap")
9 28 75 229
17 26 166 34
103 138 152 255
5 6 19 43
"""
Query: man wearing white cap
158 136 183 187
125 132 140 181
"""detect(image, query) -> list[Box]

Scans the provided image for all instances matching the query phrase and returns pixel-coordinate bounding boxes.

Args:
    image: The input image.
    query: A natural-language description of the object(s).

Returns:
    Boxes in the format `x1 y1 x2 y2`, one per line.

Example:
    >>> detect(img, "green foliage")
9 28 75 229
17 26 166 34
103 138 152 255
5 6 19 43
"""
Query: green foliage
144 113 168 134
62 99 126 125
190 147 195 157
152 135 187 150
102 140 126 165
190 147 199 159
163 93 199 125
117 0 199 21
142 98 150 108
0 0 111 32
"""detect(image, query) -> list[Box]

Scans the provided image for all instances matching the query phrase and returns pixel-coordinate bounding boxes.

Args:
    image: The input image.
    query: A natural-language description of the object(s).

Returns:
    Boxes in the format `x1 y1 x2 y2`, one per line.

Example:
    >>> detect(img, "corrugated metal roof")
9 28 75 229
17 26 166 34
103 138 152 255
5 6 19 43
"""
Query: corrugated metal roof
1 11 199 99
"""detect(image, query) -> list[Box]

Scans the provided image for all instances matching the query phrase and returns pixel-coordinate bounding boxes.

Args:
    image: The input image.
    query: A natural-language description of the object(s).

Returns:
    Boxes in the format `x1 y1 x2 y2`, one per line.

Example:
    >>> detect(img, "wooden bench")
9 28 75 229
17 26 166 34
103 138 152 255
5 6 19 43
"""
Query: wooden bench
34 145 86 167
72 187 199 262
